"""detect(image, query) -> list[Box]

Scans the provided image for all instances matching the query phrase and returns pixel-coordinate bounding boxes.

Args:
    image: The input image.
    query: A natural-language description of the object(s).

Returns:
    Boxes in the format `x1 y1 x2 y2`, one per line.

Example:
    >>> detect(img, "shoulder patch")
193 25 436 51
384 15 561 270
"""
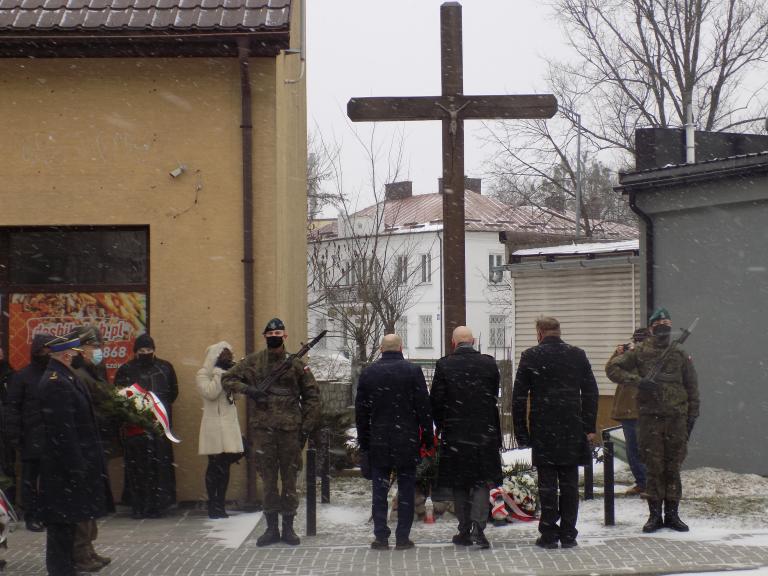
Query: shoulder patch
49 372 58 380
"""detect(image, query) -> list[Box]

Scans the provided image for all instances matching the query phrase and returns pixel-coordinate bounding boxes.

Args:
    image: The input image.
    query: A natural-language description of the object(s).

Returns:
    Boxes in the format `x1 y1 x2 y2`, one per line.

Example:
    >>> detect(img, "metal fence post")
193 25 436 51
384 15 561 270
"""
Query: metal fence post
583 459 594 500
306 447 317 536
603 439 615 526
321 427 331 504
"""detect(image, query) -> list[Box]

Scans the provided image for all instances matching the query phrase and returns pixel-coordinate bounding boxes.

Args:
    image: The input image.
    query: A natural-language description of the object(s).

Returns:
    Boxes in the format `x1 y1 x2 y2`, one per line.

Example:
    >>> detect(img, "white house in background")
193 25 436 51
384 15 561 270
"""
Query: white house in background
308 179 636 363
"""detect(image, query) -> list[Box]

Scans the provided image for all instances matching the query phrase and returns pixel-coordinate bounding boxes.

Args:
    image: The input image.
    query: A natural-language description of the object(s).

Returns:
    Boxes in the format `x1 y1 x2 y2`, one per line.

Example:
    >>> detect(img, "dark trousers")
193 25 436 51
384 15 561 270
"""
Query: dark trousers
205 454 232 512
537 464 579 542
21 458 41 522
46 522 77 576
124 434 160 516
622 419 646 489
453 482 491 533
371 465 415 542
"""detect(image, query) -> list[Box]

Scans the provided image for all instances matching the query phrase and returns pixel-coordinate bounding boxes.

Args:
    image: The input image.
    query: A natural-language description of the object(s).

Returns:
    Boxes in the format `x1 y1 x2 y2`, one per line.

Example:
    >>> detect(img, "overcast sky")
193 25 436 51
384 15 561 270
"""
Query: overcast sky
306 0 570 212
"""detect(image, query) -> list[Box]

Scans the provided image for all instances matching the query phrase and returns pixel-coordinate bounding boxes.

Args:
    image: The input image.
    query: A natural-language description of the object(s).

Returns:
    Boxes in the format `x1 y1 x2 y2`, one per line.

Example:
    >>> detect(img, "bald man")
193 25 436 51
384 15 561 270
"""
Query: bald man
431 326 503 549
355 334 433 550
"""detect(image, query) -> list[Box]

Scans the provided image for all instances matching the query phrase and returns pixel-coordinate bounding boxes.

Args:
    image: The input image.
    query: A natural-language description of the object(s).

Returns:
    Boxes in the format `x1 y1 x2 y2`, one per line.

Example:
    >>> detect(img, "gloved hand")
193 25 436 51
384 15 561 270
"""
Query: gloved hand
687 416 697 439
243 386 267 402
638 377 656 391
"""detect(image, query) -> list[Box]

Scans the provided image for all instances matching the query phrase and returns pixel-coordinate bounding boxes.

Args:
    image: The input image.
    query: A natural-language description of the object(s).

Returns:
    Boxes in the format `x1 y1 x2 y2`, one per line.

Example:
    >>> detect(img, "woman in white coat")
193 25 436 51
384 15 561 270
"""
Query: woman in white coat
196 341 244 519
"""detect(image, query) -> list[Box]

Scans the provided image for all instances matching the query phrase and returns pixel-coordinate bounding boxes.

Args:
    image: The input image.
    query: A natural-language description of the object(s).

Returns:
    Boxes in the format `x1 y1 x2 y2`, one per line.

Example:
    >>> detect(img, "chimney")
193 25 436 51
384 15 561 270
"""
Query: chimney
438 176 482 195
384 181 413 201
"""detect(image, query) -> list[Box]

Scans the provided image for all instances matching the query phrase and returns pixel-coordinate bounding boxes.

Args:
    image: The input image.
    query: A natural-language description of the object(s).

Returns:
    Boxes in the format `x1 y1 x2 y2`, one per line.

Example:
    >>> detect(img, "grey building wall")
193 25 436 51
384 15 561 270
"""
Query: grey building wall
627 161 768 474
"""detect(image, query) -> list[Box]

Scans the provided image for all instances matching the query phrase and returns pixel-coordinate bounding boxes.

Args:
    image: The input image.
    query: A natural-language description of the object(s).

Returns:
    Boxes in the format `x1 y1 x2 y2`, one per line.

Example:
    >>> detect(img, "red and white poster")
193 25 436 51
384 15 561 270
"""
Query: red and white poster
8 292 147 382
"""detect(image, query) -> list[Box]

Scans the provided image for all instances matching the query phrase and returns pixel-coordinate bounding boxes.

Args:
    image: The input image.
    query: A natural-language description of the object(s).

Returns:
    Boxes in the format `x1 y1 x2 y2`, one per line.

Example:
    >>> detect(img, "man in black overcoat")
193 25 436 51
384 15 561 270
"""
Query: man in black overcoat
38 332 110 576
5 334 51 532
512 317 598 549
431 326 502 549
355 334 433 551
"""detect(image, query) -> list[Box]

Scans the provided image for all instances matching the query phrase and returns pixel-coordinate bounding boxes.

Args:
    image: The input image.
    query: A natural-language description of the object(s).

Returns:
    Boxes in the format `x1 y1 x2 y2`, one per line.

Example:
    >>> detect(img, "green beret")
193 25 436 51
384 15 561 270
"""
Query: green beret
649 307 671 323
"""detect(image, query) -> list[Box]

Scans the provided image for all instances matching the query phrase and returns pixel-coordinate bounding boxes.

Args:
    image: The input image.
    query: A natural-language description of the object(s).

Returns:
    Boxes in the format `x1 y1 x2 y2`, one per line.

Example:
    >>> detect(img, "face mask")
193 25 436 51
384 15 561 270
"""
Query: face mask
71 353 85 369
33 354 50 368
266 336 284 349
137 352 154 365
653 325 672 336
91 349 104 366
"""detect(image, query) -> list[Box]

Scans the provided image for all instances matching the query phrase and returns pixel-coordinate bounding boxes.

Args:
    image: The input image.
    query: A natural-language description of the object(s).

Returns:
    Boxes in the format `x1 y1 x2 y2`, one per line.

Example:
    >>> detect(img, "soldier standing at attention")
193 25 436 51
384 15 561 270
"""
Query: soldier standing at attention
222 318 320 547
607 307 700 533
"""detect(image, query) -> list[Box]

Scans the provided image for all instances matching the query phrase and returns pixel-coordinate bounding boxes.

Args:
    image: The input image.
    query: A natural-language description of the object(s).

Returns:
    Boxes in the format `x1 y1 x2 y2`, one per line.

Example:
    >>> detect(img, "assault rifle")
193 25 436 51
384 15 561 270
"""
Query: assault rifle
246 330 328 399
643 317 699 385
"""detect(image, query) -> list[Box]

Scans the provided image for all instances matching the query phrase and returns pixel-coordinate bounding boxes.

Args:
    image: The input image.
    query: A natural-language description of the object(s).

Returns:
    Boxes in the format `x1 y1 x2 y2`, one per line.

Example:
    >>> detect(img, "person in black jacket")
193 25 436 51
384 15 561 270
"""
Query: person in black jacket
4 335 50 531
355 334 433 551
512 317 599 549
114 333 178 516
38 331 110 576
430 326 502 550
0 346 16 507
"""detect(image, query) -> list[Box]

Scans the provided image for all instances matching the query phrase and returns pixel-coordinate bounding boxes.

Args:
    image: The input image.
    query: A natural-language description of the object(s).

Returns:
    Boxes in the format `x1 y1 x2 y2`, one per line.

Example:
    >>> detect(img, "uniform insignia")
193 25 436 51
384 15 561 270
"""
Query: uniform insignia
303 366 310 373
49 372 58 380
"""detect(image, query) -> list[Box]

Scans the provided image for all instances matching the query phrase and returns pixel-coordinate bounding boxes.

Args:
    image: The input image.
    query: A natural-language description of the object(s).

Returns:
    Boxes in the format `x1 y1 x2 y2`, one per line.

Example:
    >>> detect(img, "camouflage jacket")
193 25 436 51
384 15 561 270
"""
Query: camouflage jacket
222 348 320 432
606 336 700 418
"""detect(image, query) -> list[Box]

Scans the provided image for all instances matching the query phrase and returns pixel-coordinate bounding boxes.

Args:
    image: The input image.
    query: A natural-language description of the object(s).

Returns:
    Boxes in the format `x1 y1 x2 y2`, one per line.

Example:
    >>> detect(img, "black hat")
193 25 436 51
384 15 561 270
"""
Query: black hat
263 318 286 334
47 331 82 353
134 333 155 352
30 334 53 356
77 325 103 346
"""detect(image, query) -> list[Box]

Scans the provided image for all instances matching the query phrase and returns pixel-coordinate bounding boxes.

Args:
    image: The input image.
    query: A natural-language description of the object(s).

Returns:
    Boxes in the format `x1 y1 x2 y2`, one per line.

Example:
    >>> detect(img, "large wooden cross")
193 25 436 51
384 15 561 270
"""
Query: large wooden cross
348 1 557 354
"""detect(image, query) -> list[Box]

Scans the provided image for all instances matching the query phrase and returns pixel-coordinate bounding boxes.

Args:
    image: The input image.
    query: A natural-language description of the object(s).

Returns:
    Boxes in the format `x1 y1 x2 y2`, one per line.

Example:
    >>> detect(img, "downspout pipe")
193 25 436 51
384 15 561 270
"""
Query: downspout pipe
627 190 653 317
238 37 256 505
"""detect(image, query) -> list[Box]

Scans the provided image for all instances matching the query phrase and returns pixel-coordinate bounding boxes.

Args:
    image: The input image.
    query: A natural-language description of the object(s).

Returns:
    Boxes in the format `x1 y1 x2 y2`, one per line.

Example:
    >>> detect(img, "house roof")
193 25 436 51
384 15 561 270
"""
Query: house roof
0 0 290 33
313 191 637 240
618 151 768 193
513 239 639 257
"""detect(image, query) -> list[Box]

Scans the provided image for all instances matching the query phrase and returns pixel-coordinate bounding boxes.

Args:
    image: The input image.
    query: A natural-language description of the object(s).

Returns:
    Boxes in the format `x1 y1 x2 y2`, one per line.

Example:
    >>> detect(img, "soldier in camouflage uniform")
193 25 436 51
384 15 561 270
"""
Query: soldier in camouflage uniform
222 318 320 547
606 308 699 533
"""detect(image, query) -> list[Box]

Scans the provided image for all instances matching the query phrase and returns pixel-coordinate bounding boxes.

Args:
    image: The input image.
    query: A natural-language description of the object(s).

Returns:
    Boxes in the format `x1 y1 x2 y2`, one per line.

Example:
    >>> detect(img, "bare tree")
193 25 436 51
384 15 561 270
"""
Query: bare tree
552 0 768 152
307 125 429 363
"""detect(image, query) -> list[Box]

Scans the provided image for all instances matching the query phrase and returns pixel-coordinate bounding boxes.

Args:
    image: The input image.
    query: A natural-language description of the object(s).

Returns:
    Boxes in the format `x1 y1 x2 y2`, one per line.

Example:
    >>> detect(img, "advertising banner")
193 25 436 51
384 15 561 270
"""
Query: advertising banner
8 292 147 382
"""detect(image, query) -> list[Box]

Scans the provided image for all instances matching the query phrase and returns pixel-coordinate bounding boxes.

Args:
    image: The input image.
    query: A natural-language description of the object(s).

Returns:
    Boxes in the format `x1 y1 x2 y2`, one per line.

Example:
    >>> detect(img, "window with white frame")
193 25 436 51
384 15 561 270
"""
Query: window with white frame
395 316 408 348
488 254 504 283
420 253 432 283
489 315 506 348
396 255 408 284
418 315 433 348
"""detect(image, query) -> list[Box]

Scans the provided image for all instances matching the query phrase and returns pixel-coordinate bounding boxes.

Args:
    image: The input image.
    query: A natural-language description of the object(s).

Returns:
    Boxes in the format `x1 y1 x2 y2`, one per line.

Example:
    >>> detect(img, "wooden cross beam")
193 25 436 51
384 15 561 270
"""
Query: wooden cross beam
347 1 557 354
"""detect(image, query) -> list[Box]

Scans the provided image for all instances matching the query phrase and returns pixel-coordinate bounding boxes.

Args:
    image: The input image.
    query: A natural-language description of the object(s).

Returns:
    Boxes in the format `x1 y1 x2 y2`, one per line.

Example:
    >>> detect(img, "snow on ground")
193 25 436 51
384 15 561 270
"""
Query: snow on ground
204 511 263 549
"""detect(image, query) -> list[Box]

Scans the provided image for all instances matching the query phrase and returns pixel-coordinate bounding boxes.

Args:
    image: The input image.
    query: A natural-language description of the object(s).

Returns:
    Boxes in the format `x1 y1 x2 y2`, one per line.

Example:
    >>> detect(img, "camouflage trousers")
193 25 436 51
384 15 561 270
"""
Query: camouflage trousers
252 427 301 515
638 413 688 501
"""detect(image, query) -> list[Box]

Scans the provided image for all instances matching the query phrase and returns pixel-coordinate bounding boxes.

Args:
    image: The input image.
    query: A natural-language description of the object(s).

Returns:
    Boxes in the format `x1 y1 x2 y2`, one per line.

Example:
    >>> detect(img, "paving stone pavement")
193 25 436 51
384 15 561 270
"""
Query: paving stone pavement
4 488 768 575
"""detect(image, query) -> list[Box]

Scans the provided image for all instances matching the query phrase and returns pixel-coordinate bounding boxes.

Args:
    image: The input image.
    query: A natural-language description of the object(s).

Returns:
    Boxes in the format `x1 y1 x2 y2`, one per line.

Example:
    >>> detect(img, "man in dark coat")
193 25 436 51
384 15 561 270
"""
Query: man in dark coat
38 332 110 576
0 346 16 507
114 333 178 515
431 326 502 550
355 334 433 551
512 316 599 549
4 335 50 532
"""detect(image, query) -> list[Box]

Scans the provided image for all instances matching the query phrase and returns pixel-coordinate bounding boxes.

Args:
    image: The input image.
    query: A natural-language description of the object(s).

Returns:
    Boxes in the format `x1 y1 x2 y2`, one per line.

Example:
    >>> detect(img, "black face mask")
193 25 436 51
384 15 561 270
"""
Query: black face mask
137 352 154 365
653 325 672 337
32 354 50 368
266 336 284 349
215 358 235 370
71 353 85 369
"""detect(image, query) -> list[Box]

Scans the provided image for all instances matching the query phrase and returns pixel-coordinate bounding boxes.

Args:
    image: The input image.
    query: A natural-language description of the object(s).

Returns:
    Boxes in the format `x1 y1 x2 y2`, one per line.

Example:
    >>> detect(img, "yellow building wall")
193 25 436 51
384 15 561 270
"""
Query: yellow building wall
0 43 307 503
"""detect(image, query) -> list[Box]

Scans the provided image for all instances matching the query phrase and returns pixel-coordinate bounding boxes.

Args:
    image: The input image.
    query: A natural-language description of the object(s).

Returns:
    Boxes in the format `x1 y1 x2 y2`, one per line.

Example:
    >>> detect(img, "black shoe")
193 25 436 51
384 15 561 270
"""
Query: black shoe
560 539 578 549
535 536 559 549
257 513 281 547
370 538 389 550
643 500 664 533
452 532 473 546
663 500 690 532
471 522 490 549
281 515 300 545
395 539 415 550
25 520 45 532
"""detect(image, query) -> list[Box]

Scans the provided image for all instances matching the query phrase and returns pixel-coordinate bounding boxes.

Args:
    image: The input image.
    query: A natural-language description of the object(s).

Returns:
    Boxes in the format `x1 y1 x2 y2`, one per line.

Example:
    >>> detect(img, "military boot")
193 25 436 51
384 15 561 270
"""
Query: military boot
471 522 490 549
642 500 664 533
663 500 690 532
281 515 301 545
257 513 281 547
